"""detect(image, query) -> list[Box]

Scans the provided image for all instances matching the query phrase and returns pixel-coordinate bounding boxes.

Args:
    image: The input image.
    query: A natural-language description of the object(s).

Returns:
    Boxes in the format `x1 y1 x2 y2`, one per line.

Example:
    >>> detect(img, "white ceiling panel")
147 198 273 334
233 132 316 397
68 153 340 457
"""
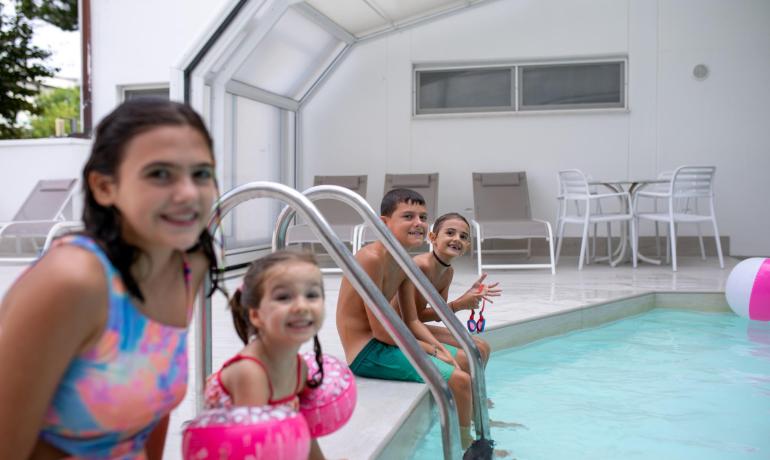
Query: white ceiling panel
304 0 476 38
305 0 387 37
373 0 467 24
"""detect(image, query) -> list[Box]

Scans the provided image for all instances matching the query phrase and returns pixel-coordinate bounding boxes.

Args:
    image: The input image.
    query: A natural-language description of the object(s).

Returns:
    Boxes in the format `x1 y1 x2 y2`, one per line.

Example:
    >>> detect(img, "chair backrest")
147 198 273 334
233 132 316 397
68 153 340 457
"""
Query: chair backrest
670 165 715 198
311 175 368 225
557 169 590 198
12 179 77 221
383 173 439 221
472 171 532 222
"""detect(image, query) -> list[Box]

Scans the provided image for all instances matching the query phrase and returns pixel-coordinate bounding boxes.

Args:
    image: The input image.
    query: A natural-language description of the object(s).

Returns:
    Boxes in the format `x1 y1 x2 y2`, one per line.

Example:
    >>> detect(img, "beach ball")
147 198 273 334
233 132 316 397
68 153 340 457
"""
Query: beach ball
725 258 770 321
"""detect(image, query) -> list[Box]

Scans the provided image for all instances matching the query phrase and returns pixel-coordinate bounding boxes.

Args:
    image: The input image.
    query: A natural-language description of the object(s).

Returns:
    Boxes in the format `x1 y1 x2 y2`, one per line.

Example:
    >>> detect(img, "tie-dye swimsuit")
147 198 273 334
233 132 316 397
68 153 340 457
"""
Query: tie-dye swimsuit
38 235 191 459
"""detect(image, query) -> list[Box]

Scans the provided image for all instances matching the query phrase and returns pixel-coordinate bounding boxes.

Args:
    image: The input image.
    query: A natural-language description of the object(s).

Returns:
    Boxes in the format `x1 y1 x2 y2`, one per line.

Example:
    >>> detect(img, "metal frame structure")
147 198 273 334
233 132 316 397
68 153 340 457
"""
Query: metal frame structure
176 0 497 192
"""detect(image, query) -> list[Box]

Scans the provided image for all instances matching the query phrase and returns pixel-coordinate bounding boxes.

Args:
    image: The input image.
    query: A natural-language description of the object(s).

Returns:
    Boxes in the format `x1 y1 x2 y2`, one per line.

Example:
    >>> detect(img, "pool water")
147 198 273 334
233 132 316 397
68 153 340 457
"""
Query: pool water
410 309 770 459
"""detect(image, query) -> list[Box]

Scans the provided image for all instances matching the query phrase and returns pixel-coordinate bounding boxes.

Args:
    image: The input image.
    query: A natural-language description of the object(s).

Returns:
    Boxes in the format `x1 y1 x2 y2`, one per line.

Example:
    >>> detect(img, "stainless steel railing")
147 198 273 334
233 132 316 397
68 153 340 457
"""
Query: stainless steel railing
196 181 462 459
273 185 491 441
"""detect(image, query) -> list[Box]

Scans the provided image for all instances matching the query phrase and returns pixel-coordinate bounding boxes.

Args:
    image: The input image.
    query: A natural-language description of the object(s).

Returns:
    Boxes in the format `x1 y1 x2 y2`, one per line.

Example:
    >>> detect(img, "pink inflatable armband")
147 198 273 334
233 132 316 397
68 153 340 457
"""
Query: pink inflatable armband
182 405 310 459
299 353 357 437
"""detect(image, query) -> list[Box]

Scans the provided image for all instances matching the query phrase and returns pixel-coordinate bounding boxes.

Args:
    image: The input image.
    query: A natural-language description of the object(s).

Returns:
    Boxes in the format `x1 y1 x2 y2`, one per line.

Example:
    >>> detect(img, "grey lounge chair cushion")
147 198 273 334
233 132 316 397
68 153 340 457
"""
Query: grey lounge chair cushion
314 175 363 190
389 174 432 188
478 220 548 239
479 172 520 187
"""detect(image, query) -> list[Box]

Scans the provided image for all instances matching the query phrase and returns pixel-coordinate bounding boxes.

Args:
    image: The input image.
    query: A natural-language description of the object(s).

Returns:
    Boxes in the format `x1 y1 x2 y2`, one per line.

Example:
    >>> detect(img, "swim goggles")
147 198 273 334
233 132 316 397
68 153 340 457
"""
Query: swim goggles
466 285 486 334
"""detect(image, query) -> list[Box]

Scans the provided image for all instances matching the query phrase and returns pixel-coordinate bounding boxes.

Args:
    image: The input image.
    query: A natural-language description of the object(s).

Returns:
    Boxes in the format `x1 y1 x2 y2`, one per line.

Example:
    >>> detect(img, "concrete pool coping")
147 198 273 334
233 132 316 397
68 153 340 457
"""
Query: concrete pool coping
373 291 731 460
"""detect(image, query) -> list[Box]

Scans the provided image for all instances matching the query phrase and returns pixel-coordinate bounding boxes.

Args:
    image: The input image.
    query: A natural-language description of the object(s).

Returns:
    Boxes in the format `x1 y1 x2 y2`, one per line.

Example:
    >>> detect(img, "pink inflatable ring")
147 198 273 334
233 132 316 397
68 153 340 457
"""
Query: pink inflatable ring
182 405 310 460
300 352 357 437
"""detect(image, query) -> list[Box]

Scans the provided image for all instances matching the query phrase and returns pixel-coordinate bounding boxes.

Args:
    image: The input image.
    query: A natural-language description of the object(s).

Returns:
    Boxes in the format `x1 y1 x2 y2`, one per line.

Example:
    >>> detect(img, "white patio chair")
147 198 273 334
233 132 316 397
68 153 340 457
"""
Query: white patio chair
642 170 707 263
559 173 610 265
0 178 81 258
555 170 636 270
285 175 367 254
472 171 555 275
356 173 438 250
633 165 723 271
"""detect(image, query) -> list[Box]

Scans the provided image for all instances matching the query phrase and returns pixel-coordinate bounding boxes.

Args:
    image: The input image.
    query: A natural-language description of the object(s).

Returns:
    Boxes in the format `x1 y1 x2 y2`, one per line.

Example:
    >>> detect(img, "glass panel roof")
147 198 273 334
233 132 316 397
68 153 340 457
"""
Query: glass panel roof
375 0 467 24
303 0 471 38
306 0 387 37
213 0 487 104
232 7 344 99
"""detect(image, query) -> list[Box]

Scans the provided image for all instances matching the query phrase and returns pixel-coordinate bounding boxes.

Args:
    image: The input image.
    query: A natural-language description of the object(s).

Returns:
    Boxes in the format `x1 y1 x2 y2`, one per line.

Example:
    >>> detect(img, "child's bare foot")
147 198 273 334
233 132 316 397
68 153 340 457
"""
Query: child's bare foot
460 425 475 450
494 448 514 458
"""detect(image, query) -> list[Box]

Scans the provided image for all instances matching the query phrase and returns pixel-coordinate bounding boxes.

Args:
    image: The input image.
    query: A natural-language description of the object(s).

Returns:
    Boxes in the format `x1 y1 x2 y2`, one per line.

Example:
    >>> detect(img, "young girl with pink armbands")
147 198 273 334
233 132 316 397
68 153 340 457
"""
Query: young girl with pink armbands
183 251 356 460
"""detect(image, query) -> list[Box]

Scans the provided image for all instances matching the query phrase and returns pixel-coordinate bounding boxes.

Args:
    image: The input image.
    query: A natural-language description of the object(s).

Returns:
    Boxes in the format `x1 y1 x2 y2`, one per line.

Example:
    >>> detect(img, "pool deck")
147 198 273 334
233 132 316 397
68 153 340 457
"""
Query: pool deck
0 254 737 459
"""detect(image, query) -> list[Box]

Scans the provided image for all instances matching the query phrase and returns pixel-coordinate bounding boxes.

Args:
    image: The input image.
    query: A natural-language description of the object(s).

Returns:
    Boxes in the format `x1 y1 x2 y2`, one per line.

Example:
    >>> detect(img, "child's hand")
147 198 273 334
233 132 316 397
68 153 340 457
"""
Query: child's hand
435 346 457 367
452 273 502 311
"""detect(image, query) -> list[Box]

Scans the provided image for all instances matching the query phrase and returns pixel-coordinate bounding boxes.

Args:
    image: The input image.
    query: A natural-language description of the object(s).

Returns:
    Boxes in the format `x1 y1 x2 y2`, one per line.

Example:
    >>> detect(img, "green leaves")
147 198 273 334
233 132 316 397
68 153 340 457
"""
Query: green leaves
0 3 60 138
17 0 78 32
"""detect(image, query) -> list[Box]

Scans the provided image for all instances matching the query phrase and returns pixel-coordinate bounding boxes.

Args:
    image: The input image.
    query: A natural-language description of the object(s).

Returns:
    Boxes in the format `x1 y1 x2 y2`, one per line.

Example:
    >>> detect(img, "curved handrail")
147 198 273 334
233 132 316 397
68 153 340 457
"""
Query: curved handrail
273 185 491 440
197 181 462 459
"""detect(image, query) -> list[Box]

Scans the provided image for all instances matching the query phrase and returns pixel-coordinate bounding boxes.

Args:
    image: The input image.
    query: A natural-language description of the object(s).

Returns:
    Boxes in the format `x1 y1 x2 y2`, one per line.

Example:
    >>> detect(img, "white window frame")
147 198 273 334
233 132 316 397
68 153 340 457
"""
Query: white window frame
119 83 170 102
413 57 628 117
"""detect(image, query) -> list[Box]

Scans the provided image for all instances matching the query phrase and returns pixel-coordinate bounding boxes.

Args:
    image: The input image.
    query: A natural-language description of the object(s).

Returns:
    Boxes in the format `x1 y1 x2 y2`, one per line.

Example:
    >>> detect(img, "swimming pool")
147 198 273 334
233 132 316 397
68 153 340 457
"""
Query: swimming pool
409 309 770 459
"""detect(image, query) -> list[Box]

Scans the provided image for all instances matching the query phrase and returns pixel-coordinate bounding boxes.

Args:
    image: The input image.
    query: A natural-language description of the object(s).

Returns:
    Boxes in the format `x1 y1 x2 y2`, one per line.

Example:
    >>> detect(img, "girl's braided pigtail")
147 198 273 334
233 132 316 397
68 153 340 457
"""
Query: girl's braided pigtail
306 335 325 388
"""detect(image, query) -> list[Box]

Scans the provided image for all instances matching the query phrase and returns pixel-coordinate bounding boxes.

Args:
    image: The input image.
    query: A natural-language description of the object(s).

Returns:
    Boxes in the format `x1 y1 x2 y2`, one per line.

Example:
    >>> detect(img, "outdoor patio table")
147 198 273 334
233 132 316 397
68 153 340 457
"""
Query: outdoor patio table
589 178 668 266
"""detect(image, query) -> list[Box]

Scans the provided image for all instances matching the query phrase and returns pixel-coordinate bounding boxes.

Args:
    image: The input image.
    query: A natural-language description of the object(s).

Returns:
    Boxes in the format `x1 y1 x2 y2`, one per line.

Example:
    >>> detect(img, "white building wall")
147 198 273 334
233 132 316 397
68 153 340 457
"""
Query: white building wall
90 0 229 124
301 0 770 256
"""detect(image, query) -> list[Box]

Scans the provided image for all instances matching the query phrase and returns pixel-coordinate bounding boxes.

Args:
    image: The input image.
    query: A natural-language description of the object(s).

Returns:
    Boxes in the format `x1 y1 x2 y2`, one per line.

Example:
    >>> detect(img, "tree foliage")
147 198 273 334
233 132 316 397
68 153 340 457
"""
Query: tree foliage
0 3 57 139
17 0 77 31
27 86 79 138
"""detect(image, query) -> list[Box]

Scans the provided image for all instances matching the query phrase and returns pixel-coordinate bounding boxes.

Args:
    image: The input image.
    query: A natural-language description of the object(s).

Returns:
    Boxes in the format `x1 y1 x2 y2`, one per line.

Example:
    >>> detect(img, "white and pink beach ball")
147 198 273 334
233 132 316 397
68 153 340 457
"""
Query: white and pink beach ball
726 258 770 321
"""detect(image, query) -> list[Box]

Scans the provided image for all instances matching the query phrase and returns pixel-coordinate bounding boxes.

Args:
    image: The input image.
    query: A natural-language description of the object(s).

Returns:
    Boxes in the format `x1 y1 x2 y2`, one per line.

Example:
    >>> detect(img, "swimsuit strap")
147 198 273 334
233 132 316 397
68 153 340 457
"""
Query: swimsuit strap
219 354 304 405
219 355 275 402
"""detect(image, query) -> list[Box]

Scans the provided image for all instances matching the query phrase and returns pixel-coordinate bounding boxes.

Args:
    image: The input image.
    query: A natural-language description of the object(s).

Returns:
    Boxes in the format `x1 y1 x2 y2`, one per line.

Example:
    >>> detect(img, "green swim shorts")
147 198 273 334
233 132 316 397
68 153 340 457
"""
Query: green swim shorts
349 338 458 383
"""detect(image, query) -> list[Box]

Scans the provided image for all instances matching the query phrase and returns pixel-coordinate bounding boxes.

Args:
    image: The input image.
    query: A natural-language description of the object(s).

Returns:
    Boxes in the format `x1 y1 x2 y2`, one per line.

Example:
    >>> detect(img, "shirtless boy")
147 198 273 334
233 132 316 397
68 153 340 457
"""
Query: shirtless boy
336 189 474 445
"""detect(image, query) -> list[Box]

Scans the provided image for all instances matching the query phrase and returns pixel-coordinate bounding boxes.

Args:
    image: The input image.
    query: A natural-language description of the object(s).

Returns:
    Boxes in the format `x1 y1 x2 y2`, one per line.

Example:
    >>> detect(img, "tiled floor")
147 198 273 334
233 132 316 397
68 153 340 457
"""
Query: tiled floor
0 254 736 459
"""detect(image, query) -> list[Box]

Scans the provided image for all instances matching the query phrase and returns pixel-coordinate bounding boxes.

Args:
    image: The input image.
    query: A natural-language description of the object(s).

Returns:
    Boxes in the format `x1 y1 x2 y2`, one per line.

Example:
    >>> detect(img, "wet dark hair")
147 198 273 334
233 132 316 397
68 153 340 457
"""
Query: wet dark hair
81 98 222 302
229 250 325 388
433 212 470 234
380 188 426 217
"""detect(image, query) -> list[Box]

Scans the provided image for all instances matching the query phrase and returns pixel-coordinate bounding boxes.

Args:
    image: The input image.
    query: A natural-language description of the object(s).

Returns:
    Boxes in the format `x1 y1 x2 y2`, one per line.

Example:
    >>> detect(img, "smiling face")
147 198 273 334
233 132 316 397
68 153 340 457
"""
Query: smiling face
383 201 429 249
430 217 471 261
250 260 325 346
89 125 216 253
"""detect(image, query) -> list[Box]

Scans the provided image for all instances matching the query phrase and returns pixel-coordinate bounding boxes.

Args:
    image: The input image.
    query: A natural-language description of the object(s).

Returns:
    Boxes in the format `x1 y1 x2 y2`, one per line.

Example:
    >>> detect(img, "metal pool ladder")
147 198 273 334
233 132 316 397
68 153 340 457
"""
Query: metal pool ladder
273 184 492 454
195 182 468 459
